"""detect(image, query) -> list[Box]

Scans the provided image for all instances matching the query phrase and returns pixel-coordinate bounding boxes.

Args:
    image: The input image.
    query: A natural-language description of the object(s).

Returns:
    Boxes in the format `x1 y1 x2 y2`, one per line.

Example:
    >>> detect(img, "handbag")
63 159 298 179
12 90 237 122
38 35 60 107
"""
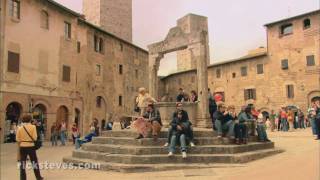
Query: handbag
22 126 42 150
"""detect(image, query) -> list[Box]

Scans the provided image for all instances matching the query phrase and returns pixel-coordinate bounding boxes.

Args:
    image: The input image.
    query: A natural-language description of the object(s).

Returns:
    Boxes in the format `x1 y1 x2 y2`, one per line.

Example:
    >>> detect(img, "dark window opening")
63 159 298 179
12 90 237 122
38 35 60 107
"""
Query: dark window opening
244 89 256 100
77 41 81 53
119 96 122 106
96 96 102 108
303 19 311 29
9 0 20 19
64 22 71 39
286 85 294 98
280 24 293 35
281 59 289 70
241 66 247 76
216 69 221 78
232 72 236 78
257 64 264 74
119 64 123 74
135 69 138 79
7 51 20 73
306 55 315 66
62 65 71 82
94 35 104 53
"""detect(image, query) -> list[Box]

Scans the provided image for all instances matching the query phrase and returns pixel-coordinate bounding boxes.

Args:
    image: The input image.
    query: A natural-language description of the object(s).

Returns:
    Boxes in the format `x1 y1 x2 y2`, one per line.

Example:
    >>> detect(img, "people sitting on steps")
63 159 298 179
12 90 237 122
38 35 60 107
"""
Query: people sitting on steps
212 103 235 139
167 109 192 158
235 106 251 144
163 102 195 147
134 103 163 141
75 121 99 149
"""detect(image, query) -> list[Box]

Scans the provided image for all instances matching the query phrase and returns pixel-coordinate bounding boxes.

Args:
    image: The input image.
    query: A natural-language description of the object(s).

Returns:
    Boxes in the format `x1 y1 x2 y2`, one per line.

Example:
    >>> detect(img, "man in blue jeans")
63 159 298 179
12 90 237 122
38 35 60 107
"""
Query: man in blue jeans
212 103 234 138
168 110 192 158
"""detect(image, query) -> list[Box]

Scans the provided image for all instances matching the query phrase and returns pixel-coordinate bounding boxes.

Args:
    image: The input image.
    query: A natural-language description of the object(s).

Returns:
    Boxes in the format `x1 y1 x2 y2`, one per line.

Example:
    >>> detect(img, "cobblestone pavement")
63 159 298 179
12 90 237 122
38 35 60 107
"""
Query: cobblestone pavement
1 128 319 180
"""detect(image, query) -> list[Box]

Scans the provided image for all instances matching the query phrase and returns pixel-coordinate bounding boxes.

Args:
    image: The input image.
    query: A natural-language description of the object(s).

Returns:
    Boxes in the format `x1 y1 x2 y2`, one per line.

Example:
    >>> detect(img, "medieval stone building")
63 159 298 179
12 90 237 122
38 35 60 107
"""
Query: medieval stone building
159 10 320 116
0 0 146 141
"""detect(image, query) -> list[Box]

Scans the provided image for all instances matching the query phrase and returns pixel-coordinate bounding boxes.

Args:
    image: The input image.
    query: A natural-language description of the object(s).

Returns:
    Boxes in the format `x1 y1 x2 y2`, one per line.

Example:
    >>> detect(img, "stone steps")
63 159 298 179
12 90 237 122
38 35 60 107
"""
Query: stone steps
81 142 274 155
62 157 246 173
101 129 216 138
63 129 284 172
92 136 258 146
68 148 283 165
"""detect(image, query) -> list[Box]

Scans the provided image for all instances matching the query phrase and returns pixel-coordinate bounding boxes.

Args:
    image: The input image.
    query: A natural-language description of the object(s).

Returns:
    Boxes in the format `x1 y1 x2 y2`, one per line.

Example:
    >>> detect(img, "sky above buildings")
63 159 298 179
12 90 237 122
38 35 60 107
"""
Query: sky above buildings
55 0 319 75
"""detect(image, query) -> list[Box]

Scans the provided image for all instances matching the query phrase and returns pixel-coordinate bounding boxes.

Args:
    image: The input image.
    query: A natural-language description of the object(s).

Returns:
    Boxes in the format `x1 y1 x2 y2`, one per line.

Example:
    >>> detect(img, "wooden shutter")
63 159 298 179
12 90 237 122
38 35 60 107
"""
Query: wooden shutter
62 65 71 82
8 51 20 73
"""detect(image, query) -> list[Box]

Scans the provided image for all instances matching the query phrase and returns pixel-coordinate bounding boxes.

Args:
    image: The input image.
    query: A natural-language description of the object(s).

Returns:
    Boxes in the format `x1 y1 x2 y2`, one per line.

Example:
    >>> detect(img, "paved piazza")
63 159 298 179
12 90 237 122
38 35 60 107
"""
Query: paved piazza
1 129 319 180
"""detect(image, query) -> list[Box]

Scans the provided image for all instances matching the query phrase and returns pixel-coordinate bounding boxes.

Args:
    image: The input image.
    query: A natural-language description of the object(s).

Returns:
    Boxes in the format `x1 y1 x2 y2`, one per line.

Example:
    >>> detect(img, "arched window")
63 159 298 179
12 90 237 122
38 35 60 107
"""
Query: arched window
303 18 311 29
40 10 49 29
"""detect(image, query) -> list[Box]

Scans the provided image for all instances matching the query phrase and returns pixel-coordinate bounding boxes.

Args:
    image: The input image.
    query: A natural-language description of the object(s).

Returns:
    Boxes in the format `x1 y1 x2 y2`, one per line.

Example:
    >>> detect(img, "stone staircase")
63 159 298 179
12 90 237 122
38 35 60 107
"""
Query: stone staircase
63 129 284 172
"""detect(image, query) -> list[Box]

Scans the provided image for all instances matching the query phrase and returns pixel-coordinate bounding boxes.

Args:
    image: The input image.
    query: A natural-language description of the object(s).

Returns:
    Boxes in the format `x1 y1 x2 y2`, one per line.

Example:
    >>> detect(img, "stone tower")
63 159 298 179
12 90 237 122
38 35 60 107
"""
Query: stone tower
83 0 132 42
176 14 209 71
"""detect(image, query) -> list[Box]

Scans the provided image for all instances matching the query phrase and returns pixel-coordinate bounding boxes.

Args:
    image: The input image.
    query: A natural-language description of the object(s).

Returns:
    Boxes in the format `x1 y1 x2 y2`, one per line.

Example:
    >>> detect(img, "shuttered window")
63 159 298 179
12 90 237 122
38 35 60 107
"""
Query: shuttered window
7 51 20 73
286 85 294 98
257 64 264 74
62 65 71 82
244 89 256 100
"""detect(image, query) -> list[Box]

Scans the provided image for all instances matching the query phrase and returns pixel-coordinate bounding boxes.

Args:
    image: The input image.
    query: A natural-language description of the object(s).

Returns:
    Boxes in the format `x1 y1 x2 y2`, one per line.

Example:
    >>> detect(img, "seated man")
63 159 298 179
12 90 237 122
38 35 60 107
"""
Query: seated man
235 106 252 144
75 125 97 149
168 110 191 158
134 103 162 141
212 103 234 138
164 103 195 147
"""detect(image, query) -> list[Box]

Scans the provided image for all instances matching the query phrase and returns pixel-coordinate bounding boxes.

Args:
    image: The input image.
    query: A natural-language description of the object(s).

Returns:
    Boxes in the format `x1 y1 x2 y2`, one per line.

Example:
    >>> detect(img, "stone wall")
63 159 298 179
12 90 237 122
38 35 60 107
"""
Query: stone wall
83 0 132 42
0 0 147 141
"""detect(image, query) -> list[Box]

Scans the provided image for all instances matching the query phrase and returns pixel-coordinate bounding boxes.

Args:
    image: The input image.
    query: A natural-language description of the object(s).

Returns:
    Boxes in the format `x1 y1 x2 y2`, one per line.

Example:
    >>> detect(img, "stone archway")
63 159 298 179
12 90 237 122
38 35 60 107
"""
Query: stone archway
93 96 107 124
148 14 211 127
5 102 23 138
33 104 47 137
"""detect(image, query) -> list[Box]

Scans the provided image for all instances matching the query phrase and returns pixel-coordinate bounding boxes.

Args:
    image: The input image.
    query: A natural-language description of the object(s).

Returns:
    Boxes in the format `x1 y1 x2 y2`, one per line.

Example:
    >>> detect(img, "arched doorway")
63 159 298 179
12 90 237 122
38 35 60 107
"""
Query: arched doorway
311 96 320 103
5 102 22 138
93 96 106 125
56 106 69 128
33 104 47 138
74 108 80 128
5 102 22 124
262 111 269 120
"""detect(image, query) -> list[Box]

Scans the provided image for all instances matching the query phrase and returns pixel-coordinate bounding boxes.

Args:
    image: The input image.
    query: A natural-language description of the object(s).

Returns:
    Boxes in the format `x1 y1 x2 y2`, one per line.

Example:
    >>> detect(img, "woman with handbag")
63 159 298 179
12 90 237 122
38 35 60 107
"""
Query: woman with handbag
16 115 43 180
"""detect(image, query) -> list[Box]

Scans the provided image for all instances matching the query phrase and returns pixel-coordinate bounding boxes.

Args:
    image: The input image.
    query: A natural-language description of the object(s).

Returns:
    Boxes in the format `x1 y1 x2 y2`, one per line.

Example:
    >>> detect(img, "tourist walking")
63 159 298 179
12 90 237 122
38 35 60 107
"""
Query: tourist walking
71 123 79 145
287 110 294 131
308 103 317 135
270 110 276 132
50 122 58 146
298 110 305 129
280 108 288 131
59 120 67 145
16 115 43 180
256 110 271 142
314 100 320 140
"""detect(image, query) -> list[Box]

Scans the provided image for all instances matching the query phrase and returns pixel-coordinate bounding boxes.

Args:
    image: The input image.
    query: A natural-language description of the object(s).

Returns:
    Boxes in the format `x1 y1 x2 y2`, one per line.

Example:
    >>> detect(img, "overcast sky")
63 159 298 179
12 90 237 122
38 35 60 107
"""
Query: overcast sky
55 0 319 75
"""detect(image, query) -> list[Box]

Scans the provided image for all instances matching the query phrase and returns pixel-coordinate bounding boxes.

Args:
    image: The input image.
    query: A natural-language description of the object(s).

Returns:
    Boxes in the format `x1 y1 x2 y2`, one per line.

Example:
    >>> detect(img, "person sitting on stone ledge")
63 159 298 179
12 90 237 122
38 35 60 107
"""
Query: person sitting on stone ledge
235 106 251 144
212 103 235 139
176 88 188 102
75 123 98 149
168 109 192 158
133 103 162 141
163 103 195 147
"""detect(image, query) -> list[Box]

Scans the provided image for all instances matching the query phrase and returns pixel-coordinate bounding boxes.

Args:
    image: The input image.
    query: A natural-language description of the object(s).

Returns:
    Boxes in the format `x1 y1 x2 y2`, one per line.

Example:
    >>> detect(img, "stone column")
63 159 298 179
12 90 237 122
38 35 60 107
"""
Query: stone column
189 31 211 128
148 54 162 98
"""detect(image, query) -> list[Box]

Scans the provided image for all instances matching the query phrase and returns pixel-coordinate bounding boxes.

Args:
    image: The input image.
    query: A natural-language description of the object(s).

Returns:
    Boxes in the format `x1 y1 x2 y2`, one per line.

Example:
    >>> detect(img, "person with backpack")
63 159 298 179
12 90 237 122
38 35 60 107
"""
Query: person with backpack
16 115 43 180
